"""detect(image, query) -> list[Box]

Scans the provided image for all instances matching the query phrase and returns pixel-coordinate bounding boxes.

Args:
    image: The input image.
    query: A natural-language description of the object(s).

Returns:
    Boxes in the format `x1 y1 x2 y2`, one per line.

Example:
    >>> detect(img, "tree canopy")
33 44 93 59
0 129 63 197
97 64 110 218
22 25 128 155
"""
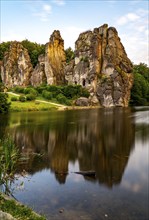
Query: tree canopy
130 63 149 106
0 40 45 68
65 47 75 63
22 40 45 67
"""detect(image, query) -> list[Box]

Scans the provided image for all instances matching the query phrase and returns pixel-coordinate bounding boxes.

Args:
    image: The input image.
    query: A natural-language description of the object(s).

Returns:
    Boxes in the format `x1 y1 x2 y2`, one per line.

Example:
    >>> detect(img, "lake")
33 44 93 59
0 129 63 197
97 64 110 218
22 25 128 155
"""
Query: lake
0 107 148 220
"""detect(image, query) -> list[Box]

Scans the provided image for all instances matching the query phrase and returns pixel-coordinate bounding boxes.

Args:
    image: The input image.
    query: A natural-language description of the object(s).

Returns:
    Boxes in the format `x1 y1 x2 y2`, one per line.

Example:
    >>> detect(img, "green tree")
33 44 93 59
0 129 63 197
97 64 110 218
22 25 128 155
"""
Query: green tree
22 39 45 67
133 63 149 82
65 47 75 63
130 63 149 106
0 93 10 113
0 42 11 60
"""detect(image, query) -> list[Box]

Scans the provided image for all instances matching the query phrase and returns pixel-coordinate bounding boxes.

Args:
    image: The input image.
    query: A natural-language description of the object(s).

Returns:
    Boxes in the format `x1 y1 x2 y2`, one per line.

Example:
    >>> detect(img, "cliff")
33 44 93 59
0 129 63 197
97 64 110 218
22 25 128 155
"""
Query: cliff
65 24 133 107
0 24 133 107
1 41 33 88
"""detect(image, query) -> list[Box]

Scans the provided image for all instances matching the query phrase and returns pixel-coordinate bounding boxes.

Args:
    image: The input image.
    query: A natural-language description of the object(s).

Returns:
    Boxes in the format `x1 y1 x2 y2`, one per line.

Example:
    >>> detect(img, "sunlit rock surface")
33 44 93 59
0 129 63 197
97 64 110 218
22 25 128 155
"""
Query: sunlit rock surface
0 24 133 107
1 41 33 88
65 24 133 107
45 30 66 85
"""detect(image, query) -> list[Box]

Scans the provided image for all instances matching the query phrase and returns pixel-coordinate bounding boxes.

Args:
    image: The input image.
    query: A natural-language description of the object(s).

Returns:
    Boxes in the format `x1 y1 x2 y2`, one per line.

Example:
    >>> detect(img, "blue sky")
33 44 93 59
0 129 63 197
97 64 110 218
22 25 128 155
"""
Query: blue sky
1 0 148 65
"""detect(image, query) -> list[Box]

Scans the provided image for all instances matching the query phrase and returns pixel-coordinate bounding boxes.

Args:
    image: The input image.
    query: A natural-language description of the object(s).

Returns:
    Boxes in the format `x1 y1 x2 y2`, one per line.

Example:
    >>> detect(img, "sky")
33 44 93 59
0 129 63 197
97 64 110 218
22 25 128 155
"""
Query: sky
0 0 149 65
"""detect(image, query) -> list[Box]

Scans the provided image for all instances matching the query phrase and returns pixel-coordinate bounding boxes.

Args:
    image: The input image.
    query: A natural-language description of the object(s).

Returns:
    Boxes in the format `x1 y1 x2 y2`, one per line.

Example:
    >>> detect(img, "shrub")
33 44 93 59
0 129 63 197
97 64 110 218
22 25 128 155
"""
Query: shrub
42 90 53 100
35 86 47 94
80 88 90 98
24 88 38 96
26 93 36 101
19 95 26 102
56 93 67 104
0 93 10 114
13 86 24 94
11 97 18 101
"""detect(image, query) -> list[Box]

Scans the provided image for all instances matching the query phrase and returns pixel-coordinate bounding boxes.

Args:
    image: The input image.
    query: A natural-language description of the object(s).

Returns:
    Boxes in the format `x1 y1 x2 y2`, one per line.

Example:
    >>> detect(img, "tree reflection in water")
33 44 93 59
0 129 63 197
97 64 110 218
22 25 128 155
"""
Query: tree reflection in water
1 108 137 187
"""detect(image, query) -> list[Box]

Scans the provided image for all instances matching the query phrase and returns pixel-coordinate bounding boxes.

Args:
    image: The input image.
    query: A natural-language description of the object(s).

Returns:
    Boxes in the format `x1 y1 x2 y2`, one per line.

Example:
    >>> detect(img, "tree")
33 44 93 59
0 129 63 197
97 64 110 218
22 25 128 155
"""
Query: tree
22 39 45 67
0 93 10 113
130 63 149 106
65 47 74 63
0 42 11 60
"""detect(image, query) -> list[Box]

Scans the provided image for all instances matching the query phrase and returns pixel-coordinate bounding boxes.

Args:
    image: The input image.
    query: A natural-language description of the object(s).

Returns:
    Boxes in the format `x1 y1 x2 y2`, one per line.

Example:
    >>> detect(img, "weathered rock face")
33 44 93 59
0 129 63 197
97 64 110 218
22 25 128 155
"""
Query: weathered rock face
45 30 66 85
1 41 33 88
30 54 47 86
65 24 133 107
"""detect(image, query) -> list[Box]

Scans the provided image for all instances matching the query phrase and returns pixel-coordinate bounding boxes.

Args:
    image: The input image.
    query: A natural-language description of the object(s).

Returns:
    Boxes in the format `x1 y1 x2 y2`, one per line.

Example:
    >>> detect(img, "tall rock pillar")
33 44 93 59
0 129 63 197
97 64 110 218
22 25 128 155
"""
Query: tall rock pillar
45 30 66 85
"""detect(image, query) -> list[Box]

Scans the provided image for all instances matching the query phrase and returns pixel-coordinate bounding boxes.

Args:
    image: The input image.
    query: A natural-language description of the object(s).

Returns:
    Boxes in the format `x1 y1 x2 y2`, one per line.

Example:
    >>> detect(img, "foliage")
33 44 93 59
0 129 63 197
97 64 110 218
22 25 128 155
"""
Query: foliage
19 95 26 102
0 82 5 92
0 40 45 68
40 84 89 100
56 93 67 104
24 88 38 97
0 92 10 114
42 90 53 100
133 63 149 81
22 39 45 67
0 136 19 194
0 193 46 220
11 97 18 101
65 47 75 63
35 85 47 94
130 63 149 106
13 86 24 94
0 42 11 60
26 93 36 101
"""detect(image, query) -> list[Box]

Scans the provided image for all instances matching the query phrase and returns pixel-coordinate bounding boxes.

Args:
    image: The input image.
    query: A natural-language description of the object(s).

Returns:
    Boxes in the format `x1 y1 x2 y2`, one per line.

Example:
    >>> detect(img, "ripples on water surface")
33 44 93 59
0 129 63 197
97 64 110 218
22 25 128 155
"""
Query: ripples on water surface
0 107 148 220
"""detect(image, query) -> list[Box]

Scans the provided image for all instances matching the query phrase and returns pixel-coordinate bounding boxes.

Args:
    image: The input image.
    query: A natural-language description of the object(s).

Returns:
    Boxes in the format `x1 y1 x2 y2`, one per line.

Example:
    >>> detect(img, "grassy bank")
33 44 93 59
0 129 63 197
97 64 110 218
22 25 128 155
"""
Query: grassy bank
8 93 61 112
0 193 46 220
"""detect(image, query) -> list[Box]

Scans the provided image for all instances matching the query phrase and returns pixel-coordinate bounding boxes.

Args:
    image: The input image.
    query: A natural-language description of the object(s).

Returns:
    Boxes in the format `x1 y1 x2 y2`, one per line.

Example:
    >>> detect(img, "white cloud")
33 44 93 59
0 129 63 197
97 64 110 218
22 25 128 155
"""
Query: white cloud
43 4 52 13
116 9 148 65
33 4 52 22
52 0 65 6
117 13 140 25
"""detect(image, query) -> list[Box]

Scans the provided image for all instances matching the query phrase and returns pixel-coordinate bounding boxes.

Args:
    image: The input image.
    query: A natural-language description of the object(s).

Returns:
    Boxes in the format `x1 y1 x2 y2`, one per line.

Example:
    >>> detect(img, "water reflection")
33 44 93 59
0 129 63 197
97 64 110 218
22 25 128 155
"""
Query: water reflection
0 108 138 187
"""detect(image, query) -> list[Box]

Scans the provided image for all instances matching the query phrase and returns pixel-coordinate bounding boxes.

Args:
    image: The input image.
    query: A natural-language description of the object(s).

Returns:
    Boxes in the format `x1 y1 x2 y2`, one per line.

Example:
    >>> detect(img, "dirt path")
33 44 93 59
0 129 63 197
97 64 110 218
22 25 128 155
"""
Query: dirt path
7 92 67 109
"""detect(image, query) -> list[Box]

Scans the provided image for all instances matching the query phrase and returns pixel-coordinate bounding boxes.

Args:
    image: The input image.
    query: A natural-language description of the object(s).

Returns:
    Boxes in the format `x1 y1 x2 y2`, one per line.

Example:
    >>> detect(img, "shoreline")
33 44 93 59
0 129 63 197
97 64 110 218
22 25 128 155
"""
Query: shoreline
0 192 46 220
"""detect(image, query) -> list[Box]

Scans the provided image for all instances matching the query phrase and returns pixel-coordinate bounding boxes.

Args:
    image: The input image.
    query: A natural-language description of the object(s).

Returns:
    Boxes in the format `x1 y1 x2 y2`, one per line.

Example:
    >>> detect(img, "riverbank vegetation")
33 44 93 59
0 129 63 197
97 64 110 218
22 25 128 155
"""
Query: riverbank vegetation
0 136 19 194
0 135 46 219
0 83 10 113
0 193 46 220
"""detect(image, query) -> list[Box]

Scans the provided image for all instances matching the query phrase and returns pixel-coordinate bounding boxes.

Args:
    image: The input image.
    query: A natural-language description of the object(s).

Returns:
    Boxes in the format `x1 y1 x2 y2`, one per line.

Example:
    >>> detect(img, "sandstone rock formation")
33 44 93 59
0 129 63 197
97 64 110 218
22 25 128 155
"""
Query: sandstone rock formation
65 24 133 107
0 24 133 107
1 41 33 88
44 30 66 85
30 54 47 86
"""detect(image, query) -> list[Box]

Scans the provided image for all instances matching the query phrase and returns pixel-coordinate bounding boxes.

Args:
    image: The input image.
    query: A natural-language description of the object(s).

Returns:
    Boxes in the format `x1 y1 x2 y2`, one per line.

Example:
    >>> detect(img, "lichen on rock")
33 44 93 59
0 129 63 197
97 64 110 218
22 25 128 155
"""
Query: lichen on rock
1 41 33 88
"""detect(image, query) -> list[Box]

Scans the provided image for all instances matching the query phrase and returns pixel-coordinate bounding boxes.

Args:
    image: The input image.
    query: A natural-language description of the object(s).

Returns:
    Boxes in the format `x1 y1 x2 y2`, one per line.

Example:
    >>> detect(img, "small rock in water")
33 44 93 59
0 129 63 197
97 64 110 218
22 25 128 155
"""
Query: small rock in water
59 209 64 213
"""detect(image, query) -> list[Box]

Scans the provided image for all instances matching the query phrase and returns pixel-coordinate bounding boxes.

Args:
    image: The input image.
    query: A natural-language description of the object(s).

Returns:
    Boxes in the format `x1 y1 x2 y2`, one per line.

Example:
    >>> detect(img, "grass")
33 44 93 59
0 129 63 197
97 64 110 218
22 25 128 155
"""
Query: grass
0 136 46 219
8 94 59 112
0 193 46 220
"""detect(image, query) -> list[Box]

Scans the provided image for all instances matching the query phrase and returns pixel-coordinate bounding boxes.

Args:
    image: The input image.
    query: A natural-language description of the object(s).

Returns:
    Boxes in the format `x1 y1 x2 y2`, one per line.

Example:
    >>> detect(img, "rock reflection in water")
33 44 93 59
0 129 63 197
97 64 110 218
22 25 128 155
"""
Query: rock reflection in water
5 108 135 187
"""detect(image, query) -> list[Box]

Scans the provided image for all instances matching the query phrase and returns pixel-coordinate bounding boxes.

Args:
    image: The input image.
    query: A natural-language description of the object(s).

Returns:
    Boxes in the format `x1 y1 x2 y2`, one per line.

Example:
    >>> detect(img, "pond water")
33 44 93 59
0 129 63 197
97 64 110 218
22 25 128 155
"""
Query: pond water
0 107 148 220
